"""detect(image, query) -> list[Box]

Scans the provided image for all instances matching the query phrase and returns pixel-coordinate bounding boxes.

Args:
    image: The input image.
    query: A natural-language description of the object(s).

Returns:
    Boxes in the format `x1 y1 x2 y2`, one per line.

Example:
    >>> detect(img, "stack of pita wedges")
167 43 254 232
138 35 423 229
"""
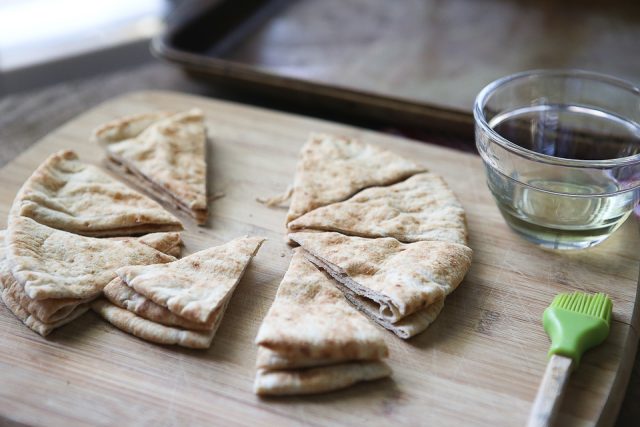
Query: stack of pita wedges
254 250 390 395
93 109 209 224
0 217 181 336
93 236 265 349
0 150 188 336
265 133 473 340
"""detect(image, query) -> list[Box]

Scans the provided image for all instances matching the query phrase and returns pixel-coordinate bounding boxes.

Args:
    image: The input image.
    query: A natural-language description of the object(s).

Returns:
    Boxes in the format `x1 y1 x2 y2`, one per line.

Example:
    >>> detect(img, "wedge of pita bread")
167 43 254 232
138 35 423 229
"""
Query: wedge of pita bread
91 299 228 349
11 150 183 237
285 133 426 224
255 250 387 364
96 109 208 224
103 277 215 331
6 217 175 300
254 361 391 396
136 232 182 258
288 172 467 245
1 229 179 321
2 277 93 324
289 232 471 331
92 111 171 143
1 287 90 337
339 287 445 339
118 236 265 324
1 230 92 325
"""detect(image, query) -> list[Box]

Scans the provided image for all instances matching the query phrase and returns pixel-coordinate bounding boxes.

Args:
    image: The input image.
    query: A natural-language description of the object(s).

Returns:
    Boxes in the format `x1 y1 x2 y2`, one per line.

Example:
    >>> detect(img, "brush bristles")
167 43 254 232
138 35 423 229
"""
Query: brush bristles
551 292 612 325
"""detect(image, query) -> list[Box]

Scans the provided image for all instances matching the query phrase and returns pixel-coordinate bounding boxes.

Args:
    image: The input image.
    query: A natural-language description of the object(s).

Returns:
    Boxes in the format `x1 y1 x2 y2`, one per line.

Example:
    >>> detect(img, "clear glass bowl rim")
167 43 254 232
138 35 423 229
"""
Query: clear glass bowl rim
474 69 640 168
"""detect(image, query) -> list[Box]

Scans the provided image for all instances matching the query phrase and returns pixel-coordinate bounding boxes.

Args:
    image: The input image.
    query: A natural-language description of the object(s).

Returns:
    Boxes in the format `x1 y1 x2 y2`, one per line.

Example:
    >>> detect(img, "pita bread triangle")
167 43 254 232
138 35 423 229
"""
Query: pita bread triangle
2 286 90 337
11 150 183 237
285 133 426 224
96 109 209 224
103 277 216 331
117 236 265 324
91 299 225 349
288 172 468 245
255 250 388 366
289 232 472 338
254 361 391 396
6 217 176 301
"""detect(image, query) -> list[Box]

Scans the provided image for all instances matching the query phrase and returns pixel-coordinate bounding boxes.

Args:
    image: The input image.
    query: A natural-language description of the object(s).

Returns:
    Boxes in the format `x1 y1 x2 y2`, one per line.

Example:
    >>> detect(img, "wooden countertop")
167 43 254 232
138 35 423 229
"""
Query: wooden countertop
0 62 638 427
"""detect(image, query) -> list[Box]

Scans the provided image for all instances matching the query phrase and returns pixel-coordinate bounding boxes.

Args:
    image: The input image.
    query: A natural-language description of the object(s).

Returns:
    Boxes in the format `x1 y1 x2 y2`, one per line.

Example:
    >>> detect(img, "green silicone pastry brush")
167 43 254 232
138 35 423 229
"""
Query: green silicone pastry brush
527 292 613 427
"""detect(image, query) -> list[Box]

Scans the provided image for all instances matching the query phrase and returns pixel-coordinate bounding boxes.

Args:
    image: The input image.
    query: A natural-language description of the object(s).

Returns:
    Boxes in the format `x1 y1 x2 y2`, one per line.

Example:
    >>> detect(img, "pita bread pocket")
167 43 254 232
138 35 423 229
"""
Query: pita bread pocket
254 361 391 396
285 133 426 224
288 172 467 245
255 250 388 364
97 109 209 224
289 232 471 335
118 236 265 324
91 299 225 349
339 287 445 339
103 277 215 331
6 217 175 301
11 150 183 236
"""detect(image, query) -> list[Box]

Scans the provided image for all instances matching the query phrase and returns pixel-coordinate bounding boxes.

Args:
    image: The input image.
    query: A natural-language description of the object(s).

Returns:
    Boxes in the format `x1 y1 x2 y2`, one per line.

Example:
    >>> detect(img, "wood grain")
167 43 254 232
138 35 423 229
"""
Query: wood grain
528 355 574 427
0 91 638 426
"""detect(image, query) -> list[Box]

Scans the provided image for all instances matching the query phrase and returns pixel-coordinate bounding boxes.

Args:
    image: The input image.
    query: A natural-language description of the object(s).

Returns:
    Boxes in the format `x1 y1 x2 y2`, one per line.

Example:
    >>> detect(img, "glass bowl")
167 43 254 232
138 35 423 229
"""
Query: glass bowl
474 70 640 250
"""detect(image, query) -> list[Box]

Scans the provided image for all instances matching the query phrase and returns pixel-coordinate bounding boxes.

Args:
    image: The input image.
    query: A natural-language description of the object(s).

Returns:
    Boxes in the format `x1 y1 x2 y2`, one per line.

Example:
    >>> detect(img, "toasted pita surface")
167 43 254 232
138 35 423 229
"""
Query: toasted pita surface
98 109 208 224
285 133 425 224
290 232 472 324
118 236 265 323
6 217 175 300
91 299 226 349
1 284 90 337
11 150 182 236
254 361 391 396
92 111 171 144
136 232 183 258
103 277 214 331
256 250 387 363
289 172 467 245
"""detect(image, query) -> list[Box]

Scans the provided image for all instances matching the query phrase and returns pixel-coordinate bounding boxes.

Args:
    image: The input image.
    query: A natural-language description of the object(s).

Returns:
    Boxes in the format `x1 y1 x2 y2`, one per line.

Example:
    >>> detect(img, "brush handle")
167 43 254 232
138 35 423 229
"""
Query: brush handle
527 354 574 427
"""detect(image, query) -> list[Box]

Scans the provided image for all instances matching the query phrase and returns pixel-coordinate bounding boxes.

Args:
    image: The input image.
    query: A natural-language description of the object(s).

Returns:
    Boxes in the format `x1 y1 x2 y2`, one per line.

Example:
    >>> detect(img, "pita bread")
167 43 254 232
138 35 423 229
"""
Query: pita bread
1 284 90 337
91 299 228 349
2 230 92 325
103 277 215 331
118 236 265 323
285 133 425 224
11 150 183 237
255 250 387 363
340 287 445 339
288 172 467 245
136 232 182 258
6 217 175 300
92 111 172 143
289 231 471 324
2 277 92 324
97 109 208 224
254 361 391 396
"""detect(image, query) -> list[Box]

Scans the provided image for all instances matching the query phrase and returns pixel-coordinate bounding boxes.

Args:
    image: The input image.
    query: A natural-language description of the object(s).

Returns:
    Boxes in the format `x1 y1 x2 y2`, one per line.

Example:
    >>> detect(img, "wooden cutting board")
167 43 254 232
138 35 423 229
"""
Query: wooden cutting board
0 91 637 427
